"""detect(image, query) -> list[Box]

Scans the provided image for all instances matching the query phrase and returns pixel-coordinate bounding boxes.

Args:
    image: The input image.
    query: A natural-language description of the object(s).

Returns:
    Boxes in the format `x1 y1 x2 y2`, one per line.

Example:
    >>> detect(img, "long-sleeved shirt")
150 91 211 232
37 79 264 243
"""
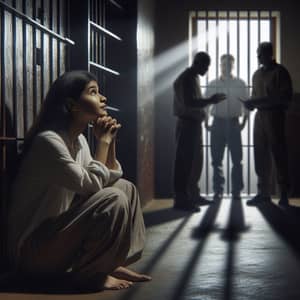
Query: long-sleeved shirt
252 61 293 110
7 130 122 263
205 76 249 118
173 67 206 121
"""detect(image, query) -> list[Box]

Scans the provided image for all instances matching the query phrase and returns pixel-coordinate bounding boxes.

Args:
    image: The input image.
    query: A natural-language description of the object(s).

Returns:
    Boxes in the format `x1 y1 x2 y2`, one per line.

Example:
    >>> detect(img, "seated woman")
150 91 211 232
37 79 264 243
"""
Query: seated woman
7 70 151 291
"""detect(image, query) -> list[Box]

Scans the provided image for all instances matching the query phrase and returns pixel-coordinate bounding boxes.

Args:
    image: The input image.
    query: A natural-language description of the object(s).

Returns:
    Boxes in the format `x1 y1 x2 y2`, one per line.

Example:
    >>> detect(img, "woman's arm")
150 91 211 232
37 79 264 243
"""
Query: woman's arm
93 115 121 168
106 139 119 170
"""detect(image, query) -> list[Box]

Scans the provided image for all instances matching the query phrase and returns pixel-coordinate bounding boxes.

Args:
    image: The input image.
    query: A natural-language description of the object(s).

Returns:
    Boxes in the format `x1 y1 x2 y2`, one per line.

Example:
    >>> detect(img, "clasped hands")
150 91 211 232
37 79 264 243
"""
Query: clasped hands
93 114 122 144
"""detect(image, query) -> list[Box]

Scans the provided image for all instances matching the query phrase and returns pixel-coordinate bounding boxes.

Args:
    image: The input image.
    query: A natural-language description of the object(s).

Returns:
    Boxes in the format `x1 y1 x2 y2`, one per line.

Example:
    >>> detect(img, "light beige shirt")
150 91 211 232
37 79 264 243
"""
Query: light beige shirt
252 61 292 109
7 130 122 263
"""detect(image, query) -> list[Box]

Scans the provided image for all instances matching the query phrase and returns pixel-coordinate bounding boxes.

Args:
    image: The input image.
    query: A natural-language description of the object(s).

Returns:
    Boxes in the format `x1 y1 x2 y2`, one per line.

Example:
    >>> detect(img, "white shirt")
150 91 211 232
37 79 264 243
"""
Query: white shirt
7 130 122 263
205 76 249 118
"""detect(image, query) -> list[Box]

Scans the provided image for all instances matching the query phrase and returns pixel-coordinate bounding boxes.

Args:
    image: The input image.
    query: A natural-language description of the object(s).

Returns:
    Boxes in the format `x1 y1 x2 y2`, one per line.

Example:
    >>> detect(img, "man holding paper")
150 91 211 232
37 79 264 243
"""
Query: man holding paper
241 42 293 206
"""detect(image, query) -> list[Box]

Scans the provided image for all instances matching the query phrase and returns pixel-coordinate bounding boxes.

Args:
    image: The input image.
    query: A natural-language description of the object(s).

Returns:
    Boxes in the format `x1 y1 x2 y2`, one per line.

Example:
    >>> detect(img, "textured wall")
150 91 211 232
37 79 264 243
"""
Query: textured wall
137 0 155 205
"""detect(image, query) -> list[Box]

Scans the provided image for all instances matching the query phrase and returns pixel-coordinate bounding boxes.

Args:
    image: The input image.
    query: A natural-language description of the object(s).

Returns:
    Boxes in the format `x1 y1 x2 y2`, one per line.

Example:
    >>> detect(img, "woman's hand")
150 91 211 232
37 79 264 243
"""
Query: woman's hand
93 116 122 144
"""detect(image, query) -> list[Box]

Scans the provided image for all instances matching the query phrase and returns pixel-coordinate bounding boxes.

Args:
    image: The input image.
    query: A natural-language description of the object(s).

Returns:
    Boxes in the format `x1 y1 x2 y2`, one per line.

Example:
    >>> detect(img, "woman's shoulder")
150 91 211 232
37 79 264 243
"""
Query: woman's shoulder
33 130 67 150
36 130 64 143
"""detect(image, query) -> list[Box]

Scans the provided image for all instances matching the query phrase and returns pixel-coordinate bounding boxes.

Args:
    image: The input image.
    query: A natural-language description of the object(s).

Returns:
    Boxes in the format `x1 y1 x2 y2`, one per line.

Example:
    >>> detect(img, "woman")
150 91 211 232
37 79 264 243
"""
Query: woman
7 70 151 291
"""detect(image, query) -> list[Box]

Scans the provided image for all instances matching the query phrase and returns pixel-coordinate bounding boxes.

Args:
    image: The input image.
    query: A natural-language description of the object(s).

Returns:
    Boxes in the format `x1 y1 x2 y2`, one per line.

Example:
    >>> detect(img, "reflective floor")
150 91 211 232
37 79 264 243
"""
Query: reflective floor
1 197 300 300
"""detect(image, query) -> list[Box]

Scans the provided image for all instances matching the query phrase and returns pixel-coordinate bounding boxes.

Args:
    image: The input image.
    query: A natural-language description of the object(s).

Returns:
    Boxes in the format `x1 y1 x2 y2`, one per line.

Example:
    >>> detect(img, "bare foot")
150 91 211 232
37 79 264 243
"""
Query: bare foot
103 275 133 290
112 266 152 282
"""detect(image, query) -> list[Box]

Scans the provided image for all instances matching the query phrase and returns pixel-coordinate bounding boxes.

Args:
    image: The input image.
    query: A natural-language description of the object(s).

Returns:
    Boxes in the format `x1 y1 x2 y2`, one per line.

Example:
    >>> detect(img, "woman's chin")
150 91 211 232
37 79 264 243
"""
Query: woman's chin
99 110 108 117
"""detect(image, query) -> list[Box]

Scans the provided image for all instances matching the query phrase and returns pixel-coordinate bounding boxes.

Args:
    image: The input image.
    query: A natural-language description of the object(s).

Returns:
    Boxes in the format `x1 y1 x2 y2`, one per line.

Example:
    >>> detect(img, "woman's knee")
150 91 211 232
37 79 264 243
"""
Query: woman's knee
93 187 130 212
113 179 138 200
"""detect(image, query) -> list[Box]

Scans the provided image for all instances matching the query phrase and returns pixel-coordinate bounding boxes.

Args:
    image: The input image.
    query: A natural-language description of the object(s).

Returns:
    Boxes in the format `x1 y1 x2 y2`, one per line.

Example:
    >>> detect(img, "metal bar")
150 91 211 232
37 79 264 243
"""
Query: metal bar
90 21 122 41
1 6 5 141
56 0 60 76
247 10 251 195
216 10 219 79
237 11 240 78
258 10 261 50
94 0 98 64
40 0 44 105
0 137 24 141
91 23 94 65
0 0 75 45
22 0 28 133
32 0 37 118
89 61 120 75
103 1 106 76
12 0 17 133
226 10 230 195
268 10 272 46
65 0 70 70
205 10 209 194
237 11 242 193
49 0 53 85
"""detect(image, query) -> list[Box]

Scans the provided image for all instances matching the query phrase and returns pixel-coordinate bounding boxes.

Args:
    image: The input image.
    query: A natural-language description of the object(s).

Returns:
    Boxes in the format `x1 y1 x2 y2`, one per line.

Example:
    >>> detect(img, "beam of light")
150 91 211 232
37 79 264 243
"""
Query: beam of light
154 37 199 98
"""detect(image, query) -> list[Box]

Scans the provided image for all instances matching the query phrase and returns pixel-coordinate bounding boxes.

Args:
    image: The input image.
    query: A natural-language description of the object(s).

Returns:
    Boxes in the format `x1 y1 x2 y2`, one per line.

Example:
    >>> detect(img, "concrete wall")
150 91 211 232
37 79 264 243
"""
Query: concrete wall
154 0 300 197
137 0 155 205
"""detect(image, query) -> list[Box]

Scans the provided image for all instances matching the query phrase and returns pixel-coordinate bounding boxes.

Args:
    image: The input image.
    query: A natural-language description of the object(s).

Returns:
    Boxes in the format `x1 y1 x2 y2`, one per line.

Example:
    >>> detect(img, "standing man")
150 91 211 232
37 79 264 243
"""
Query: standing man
173 52 225 212
205 54 249 201
242 42 293 206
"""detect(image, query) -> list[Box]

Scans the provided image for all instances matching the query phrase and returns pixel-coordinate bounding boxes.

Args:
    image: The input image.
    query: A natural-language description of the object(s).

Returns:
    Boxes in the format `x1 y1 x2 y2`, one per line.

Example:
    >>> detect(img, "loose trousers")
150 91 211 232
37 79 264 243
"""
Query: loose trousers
174 118 203 206
210 117 244 195
253 110 289 196
17 179 146 290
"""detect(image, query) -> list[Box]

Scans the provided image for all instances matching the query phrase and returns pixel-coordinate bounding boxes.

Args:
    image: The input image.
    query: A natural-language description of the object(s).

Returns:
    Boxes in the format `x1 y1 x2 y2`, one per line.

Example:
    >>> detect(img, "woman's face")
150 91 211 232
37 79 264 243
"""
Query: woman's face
75 80 107 121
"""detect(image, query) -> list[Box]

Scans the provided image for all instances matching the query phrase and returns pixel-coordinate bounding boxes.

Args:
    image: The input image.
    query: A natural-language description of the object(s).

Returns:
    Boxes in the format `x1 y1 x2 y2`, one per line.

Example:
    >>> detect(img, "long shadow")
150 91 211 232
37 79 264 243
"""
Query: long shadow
168 198 223 300
143 207 191 227
221 198 250 300
120 214 192 300
192 197 223 238
257 201 300 259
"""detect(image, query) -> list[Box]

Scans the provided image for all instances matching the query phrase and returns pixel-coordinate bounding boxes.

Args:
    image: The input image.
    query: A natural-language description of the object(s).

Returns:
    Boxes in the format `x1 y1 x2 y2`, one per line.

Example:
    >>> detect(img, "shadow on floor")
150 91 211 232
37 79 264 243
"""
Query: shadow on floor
143 207 191 227
257 202 300 258
221 198 250 300
168 198 223 300
119 215 192 300
191 197 222 238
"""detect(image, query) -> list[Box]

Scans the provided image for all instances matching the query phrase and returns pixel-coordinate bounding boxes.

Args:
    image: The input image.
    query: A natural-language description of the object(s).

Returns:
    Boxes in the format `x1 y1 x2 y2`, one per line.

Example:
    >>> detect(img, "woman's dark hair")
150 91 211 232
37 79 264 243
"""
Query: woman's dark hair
20 70 98 159
8 70 97 199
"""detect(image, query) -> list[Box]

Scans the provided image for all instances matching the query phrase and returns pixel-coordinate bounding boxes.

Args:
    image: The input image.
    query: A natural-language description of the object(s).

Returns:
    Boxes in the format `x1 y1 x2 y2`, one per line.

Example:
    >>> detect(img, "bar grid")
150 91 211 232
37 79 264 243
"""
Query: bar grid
191 10 278 196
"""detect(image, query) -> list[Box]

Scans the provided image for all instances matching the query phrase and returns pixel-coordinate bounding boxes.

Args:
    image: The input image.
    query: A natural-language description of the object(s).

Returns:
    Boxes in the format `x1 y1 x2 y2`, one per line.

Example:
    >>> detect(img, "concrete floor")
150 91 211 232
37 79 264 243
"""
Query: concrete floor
1 197 300 300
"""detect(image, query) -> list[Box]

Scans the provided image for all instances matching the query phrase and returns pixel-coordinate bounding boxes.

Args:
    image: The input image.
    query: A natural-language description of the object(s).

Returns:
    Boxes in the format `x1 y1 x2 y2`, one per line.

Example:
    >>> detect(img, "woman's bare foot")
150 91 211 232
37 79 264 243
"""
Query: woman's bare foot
103 275 133 290
112 266 152 282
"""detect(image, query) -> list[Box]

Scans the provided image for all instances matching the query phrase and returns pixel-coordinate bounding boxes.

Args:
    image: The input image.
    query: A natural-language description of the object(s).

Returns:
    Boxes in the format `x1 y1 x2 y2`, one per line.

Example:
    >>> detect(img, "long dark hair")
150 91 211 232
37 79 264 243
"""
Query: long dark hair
21 70 97 156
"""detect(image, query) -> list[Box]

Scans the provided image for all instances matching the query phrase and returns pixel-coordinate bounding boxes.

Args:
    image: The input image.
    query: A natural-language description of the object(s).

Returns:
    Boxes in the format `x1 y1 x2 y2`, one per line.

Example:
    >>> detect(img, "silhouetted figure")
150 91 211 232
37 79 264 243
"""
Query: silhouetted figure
205 54 249 201
6 71 151 292
173 52 226 212
242 42 293 206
